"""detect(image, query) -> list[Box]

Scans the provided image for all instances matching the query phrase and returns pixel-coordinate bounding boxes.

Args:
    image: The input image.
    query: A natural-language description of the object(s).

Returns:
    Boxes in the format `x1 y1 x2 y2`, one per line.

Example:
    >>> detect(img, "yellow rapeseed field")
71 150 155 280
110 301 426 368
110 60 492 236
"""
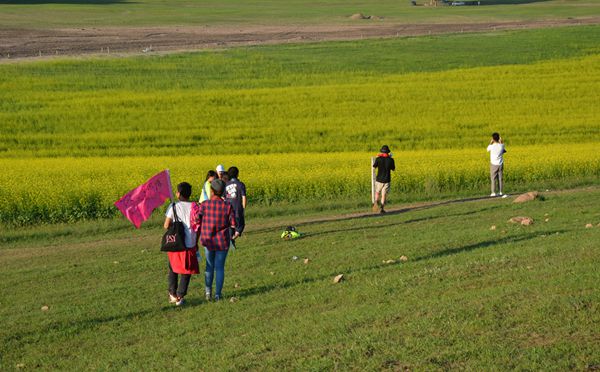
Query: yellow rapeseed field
1 143 598 224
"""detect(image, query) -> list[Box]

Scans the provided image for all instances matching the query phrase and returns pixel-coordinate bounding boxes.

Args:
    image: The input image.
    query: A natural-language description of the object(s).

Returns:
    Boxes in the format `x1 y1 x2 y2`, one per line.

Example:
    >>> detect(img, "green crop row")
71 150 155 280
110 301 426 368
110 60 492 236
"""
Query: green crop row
2 53 599 157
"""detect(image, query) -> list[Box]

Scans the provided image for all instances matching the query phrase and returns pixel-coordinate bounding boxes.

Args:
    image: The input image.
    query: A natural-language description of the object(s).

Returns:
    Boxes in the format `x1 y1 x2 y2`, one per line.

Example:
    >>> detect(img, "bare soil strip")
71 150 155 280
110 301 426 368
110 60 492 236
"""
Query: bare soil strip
1 17 599 60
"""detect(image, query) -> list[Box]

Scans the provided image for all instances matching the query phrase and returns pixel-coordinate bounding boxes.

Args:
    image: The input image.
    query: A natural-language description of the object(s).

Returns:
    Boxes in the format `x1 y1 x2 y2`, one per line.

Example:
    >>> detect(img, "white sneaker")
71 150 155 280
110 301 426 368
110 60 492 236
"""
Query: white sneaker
490 193 496 197
175 297 185 306
501 194 508 198
169 293 177 304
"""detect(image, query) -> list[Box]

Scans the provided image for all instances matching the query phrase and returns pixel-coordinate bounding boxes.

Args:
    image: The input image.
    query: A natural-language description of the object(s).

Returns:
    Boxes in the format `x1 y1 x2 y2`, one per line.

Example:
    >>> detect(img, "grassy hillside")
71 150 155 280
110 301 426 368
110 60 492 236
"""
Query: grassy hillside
1 0 599 28
0 26 599 225
1 188 599 369
2 26 600 157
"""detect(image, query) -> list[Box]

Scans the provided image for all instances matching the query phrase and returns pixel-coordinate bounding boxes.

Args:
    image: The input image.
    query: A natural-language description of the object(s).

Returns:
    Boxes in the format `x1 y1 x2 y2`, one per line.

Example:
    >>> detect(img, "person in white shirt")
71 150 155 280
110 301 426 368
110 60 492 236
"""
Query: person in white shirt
486 132 506 197
163 182 199 306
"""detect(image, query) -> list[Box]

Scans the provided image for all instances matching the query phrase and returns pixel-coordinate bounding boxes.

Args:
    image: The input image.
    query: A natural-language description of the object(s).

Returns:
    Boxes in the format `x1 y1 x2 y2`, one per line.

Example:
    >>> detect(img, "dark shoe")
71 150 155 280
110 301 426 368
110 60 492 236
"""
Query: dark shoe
380 207 386 214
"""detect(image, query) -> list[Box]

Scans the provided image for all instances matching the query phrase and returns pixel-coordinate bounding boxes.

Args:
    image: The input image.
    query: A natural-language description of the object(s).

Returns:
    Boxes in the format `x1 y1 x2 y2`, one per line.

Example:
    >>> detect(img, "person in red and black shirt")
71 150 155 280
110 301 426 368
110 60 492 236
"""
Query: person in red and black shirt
373 145 396 214
196 179 236 301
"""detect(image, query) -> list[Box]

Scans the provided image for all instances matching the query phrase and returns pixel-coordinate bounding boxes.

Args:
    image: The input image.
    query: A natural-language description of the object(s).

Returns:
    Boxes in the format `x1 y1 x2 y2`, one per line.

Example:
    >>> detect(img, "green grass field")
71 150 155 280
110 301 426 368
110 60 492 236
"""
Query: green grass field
1 188 599 369
1 0 599 29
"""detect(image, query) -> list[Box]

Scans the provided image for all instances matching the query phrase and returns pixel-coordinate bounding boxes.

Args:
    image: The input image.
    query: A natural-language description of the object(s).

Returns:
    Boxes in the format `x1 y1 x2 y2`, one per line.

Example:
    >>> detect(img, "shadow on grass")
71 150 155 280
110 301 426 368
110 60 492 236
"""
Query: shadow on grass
251 195 495 234
235 229 567 299
479 0 550 4
4 229 567 344
301 205 497 239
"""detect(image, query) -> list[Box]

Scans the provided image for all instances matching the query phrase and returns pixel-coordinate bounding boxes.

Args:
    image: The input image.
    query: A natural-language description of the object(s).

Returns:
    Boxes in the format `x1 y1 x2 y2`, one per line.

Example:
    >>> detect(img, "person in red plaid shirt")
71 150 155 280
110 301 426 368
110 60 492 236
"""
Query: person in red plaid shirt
196 179 236 301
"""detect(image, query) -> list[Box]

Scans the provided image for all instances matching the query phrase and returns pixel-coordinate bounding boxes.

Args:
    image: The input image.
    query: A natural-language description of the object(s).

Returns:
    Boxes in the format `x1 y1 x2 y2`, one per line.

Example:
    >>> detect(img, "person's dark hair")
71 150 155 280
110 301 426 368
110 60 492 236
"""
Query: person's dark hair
205 170 217 181
221 172 230 183
227 166 239 179
492 132 500 142
177 182 192 199
211 187 223 197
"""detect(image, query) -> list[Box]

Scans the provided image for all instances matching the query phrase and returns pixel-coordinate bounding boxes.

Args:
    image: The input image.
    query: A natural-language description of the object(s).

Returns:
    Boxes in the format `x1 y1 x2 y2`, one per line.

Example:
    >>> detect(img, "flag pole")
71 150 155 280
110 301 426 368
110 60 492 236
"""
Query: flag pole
371 157 376 205
166 169 175 201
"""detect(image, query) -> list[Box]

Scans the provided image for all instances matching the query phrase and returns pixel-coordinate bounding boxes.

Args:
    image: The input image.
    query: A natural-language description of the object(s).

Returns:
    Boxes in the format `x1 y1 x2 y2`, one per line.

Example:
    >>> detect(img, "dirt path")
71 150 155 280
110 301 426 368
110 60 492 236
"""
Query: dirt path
248 185 600 234
2 17 599 60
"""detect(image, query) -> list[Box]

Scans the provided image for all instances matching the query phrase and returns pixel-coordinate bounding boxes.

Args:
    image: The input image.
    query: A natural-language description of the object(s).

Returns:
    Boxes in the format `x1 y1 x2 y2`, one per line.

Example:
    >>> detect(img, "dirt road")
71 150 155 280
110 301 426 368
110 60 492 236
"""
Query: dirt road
1 17 599 60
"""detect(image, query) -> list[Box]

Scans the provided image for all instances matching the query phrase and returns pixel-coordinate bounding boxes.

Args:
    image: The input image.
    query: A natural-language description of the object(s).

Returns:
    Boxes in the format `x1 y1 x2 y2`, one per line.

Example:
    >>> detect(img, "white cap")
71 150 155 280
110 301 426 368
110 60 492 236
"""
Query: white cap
216 164 225 173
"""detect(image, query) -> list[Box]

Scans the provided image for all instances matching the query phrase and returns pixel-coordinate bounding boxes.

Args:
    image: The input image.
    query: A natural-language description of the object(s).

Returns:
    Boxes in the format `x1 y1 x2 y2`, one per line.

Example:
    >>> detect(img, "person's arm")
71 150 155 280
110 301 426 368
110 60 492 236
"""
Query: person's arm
164 204 173 229
241 183 247 209
373 157 379 168
391 158 396 171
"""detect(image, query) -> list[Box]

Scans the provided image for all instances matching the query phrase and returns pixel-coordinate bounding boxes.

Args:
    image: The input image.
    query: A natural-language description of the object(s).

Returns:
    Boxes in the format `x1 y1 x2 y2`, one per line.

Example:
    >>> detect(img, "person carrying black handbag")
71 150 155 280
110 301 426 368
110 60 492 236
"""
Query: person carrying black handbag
163 182 200 306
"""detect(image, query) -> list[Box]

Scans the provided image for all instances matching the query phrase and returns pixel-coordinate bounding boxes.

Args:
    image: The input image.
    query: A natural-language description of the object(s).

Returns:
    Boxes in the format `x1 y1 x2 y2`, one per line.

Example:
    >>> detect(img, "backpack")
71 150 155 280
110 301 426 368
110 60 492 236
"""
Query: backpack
281 226 302 240
161 203 187 252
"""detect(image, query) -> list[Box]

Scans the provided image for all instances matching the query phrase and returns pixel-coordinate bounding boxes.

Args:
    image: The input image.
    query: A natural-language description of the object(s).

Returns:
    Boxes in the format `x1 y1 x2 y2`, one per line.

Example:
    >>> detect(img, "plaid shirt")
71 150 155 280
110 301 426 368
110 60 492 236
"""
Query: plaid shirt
197 196 235 251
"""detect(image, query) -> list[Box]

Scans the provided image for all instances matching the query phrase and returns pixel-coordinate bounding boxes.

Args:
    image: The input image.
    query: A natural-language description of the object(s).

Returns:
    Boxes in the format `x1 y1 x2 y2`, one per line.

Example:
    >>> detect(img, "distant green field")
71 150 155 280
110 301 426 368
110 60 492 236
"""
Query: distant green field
2 26 600 157
1 188 598 369
0 0 599 28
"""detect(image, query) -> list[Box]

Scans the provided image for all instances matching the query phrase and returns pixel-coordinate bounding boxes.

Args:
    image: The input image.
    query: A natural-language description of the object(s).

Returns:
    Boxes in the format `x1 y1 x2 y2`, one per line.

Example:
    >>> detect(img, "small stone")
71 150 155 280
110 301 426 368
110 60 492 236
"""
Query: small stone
399 256 408 262
544 213 549 216
41 305 49 311
544 218 549 222
292 256 298 261
333 274 344 283
270 272 275 275
229 297 238 303
16 364 25 369
350 13 367 20
585 223 593 228
526 266 532 270
113 261 119 264
303 258 310 264
383 259 396 264
490 225 496 230
234 283 240 288
508 216 534 225
513 191 539 203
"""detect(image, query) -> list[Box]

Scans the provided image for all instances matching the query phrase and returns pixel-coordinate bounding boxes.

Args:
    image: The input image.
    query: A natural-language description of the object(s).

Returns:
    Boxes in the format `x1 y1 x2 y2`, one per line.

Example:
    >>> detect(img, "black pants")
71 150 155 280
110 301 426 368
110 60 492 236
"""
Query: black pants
234 211 245 235
168 263 191 298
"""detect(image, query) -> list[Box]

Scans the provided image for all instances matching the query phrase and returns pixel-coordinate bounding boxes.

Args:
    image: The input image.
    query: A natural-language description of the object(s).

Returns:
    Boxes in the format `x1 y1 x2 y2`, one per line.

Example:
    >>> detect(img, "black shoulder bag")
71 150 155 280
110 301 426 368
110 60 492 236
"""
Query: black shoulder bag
161 203 187 252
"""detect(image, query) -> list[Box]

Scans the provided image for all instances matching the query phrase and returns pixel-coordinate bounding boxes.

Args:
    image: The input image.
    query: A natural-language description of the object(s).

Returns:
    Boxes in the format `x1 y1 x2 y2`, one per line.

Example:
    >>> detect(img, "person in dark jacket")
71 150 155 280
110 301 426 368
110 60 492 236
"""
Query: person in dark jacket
373 145 395 213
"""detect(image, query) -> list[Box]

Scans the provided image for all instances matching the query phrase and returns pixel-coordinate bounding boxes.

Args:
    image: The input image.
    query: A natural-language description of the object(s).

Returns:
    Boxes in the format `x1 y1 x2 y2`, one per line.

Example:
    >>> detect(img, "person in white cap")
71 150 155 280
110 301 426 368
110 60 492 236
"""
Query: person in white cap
216 164 226 180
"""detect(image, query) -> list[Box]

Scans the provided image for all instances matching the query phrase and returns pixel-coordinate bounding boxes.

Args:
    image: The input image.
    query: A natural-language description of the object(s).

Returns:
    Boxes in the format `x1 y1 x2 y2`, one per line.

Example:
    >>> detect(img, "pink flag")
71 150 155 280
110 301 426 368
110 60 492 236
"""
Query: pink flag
114 169 174 228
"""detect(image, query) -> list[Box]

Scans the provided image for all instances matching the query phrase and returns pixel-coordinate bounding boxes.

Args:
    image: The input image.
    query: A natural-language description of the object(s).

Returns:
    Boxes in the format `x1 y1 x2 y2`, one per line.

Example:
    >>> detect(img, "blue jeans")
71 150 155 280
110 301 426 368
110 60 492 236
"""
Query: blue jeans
204 248 228 299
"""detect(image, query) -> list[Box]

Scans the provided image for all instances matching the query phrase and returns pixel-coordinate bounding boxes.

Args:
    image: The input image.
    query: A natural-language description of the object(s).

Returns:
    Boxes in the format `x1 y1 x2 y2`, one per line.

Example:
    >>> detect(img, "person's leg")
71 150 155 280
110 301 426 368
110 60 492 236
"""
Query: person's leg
237 212 245 235
214 250 229 300
380 183 389 211
177 274 192 298
205 248 216 298
373 182 382 211
168 262 178 297
498 164 504 194
490 165 497 195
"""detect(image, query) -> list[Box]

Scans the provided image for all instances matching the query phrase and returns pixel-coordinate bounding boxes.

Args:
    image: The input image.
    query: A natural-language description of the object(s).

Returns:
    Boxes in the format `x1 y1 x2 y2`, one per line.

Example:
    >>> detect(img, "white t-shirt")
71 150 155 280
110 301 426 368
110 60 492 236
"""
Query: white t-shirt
165 202 197 248
487 143 505 166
